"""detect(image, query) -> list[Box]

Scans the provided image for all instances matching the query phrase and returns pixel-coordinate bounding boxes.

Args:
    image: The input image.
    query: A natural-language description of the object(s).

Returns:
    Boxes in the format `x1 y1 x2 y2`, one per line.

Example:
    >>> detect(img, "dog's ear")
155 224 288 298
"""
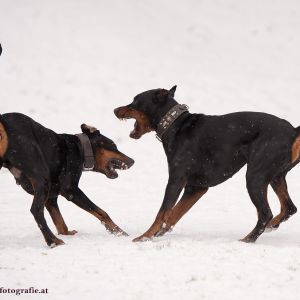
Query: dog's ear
81 124 98 135
152 89 169 105
168 85 177 98
153 86 177 104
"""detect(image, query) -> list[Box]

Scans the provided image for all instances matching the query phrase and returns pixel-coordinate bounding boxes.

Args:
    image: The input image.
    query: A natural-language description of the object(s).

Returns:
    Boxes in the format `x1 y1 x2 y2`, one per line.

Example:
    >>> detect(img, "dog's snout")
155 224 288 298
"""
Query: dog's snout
128 157 135 168
125 156 134 169
114 107 122 118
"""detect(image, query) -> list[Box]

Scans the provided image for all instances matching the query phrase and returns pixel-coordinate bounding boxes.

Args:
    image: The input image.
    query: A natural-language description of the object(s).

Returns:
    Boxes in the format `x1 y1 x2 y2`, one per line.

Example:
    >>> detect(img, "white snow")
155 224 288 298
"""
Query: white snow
1 0 300 299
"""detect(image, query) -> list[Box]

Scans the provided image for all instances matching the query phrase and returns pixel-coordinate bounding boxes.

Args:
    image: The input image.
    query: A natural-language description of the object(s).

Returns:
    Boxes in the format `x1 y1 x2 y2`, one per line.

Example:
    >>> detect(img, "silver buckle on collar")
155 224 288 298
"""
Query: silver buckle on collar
83 164 94 172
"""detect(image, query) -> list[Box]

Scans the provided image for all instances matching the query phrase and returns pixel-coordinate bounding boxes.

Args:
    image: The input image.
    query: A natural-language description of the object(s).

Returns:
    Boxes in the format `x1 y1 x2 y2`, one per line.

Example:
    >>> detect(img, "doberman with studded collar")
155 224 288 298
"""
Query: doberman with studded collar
0 113 134 247
115 86 300 243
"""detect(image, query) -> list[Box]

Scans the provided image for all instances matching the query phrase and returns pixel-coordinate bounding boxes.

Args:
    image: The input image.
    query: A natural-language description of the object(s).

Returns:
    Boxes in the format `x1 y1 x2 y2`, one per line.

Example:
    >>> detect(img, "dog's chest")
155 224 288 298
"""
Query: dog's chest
2 161 22 184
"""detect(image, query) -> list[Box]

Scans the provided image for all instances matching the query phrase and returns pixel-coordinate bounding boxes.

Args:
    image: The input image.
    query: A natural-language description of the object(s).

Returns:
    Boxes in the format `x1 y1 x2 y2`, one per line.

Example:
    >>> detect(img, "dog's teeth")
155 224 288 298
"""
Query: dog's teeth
120 162 128 170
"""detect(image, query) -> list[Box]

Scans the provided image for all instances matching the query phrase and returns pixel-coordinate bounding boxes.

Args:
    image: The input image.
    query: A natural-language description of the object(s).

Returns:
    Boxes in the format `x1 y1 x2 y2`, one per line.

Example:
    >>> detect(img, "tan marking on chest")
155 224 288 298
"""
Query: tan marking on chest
0 122 8 157
291 135 300 163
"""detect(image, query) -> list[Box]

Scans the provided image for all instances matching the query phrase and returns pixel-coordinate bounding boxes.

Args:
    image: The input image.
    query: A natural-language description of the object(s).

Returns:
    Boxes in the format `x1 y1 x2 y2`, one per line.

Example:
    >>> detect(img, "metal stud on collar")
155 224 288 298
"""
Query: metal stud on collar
156 104 189 141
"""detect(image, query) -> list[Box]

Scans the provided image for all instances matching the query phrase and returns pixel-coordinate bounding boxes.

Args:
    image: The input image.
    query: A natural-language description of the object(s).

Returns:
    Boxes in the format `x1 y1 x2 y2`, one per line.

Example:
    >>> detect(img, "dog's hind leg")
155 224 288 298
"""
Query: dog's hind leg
266 175 297 231
240 169 273 243
16 144 65 247
46 197 77 236
30 178 65 247
155 186 208 237
61 187 128 236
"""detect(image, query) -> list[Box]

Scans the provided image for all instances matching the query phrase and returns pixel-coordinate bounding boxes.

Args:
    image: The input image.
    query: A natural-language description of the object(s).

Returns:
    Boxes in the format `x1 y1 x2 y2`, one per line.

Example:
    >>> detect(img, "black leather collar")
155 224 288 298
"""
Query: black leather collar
75 133 95 171
156 104 189 141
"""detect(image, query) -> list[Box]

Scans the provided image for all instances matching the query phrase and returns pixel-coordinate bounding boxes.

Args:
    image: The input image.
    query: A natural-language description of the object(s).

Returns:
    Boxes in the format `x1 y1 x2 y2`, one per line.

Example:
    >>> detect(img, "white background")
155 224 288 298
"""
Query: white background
0 1 300 299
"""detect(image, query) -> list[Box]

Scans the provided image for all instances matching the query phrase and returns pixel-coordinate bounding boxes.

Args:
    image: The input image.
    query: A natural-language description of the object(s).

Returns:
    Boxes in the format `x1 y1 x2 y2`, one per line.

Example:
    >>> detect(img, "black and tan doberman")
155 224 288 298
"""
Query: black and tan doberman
0 113 134 247
115 86 299 243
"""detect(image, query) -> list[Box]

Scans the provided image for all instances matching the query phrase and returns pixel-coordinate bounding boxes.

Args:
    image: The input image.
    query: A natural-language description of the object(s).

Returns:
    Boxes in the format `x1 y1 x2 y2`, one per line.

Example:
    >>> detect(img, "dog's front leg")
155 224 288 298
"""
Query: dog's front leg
155 186 208 237
62 188 128 236
133 177 185 242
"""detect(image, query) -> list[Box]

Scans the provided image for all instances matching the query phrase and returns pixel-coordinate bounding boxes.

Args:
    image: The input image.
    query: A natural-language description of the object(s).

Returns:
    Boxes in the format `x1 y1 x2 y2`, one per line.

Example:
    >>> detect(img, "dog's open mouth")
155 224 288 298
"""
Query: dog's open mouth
106 159 131 179
131 120 142 139
115 107 150 139
119 117 142 139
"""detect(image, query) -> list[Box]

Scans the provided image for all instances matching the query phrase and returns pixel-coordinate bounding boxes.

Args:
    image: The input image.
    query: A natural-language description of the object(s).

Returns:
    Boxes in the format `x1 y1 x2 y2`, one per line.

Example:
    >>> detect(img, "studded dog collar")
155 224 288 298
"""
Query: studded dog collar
76 133 95 171
156 104 189 141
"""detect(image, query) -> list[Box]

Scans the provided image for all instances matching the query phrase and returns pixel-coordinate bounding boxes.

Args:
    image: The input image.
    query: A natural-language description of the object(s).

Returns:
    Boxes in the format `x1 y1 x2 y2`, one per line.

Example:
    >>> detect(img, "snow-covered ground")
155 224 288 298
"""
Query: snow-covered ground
1 0 300 299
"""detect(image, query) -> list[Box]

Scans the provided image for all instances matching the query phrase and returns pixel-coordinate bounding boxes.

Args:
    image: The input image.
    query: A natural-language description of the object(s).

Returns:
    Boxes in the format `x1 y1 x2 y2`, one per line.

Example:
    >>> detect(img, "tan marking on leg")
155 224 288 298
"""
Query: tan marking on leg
267 178 296 229
45 202 77 235
166 188 208 228
90 209 128 236
132 210 173 242
291 135 300 163
0 122 8 158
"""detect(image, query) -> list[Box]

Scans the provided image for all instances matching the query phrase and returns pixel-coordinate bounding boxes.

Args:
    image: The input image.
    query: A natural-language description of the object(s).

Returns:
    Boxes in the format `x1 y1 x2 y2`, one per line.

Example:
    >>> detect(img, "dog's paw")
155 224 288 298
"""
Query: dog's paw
239 237 256 243
132 235 151 242
110 227 129 237
266 220 281 232
60 230 78 236
265 225 279 233
114 230 129 237
49 238 65 248
155 224 174 237
264 227 274 233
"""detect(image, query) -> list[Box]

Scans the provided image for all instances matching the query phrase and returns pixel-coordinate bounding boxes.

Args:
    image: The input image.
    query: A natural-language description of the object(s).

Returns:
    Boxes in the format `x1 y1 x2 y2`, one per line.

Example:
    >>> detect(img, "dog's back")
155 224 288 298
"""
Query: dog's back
0 113 65 176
